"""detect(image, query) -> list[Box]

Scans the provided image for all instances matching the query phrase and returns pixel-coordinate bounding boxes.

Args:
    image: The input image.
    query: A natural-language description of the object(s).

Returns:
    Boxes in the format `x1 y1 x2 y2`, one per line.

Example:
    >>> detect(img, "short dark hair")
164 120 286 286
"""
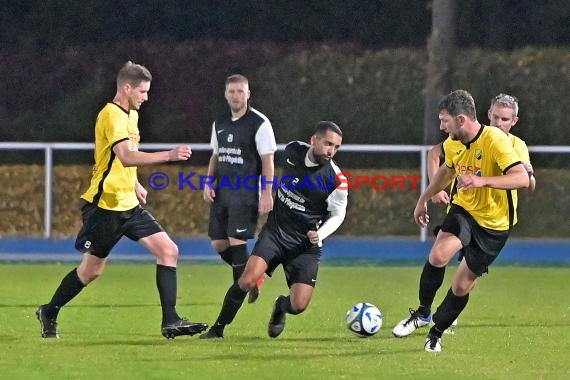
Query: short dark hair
314 121 343 137
225 74 249 87
438 90 477 120
117 61 152 87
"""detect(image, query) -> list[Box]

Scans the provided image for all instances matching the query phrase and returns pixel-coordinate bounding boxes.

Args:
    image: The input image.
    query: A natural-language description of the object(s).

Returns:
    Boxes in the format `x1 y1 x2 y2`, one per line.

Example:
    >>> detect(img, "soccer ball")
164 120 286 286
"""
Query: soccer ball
346 302 383 337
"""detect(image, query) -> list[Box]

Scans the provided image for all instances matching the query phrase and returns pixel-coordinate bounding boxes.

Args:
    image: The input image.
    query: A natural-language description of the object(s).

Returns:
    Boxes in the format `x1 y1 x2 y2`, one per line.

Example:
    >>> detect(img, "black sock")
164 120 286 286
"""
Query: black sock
418 260 446 317
280 295 301 315
431 288 470 337
218 248 232 266
45 268 86 318
229 244 248 283
212 282 247 332
156 264 180 326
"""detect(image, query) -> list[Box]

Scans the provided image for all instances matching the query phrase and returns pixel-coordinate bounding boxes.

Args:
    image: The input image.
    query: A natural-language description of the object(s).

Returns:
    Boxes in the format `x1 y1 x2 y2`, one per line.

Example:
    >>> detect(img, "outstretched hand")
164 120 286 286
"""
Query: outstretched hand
169 145 192 161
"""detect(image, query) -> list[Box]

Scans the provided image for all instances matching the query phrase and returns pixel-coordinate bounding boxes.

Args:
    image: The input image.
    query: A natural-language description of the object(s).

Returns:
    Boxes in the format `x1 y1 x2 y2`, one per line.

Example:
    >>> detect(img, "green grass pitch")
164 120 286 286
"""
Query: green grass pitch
0 263 568 379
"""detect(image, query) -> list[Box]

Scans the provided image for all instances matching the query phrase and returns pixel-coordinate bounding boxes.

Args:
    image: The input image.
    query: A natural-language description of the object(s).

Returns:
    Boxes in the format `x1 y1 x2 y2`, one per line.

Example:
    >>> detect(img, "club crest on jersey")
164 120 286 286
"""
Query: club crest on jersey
227 134 234 143
475 149 483 160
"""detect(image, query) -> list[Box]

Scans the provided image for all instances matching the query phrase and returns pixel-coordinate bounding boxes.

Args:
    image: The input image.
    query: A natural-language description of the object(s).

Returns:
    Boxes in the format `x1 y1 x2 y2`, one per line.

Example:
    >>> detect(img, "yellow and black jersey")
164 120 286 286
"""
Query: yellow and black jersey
509 133 531 219
509 133 530 163
443 125 522 231
81 103 140 211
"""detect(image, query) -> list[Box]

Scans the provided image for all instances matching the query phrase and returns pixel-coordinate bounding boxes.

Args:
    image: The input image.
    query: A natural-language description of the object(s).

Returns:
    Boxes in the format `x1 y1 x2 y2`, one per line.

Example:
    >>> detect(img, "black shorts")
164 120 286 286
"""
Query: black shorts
440 205 510 276
252 226 321 288
74 201 164 258
208 191 258 241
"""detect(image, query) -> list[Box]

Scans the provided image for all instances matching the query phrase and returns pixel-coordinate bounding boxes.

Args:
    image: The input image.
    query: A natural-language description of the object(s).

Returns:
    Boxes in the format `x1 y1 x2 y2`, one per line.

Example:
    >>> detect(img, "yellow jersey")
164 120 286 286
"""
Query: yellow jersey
443 125 522 231
509 133 530 163
508 133 531 220
81 103 140 211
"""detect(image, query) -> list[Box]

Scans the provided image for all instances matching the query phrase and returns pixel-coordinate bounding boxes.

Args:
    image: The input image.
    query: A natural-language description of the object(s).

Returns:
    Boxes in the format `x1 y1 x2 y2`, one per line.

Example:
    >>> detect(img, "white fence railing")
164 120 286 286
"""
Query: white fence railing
1 142 569 241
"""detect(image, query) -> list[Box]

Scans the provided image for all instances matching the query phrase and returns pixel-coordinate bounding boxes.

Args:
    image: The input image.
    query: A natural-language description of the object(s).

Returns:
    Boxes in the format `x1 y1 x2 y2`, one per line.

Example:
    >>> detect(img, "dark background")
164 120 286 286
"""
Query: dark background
4 0 570 49
0 1 568 237
1 1 568 147
2 0 569 50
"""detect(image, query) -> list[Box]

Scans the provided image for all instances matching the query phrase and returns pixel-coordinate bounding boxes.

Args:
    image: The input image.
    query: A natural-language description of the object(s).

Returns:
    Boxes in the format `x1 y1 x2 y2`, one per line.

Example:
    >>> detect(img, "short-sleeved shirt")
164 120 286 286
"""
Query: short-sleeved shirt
443 125 522 231
509 133 531 217
209 106 276 202
509 133 530 164
81 103 140 211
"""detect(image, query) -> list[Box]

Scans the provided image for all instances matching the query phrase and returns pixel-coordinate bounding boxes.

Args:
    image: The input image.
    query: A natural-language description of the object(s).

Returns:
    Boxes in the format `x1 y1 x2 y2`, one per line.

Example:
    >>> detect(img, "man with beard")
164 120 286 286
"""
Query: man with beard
200 121 348 339
392 90 530 352
203 74 276 304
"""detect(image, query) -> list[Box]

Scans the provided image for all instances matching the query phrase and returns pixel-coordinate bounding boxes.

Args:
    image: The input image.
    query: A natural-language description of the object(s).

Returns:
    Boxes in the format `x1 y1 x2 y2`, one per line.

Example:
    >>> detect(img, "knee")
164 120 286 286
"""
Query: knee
159 243 179 264
451 280 473 296
211 240 228 253
429 248 452 267
289 298 309 314
78 266 104 284
237 275 257 292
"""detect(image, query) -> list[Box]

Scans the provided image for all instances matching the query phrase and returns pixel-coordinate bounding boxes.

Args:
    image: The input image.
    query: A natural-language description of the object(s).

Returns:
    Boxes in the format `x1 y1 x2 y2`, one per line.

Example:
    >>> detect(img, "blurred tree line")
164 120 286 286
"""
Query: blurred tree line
0 41 567 146
0 1 568 164
2 1 568 49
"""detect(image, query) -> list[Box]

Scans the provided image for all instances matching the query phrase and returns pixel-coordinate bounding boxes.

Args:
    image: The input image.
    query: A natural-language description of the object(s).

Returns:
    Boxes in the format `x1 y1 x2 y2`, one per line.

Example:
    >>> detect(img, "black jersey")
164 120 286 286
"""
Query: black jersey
214 107 266 190
268 141 343 249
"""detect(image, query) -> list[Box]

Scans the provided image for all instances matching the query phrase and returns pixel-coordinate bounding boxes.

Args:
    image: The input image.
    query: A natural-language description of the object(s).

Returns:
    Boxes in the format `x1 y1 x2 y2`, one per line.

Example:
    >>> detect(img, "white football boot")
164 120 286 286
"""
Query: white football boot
392 308 432 337
424 333 442 352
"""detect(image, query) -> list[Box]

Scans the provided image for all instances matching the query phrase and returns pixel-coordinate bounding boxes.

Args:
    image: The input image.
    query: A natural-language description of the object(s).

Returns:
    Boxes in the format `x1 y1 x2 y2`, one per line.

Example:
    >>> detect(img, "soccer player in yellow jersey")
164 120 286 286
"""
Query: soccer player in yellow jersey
36 62 207 339
428 93 535 204
425 93 536 333
392 90 530 352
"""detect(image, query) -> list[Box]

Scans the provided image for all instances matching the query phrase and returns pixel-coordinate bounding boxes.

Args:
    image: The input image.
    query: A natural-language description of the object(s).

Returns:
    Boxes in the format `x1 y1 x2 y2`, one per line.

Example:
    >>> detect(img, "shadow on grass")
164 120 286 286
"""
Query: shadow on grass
449 322 570 328
0 302 221 308
55 336 421 358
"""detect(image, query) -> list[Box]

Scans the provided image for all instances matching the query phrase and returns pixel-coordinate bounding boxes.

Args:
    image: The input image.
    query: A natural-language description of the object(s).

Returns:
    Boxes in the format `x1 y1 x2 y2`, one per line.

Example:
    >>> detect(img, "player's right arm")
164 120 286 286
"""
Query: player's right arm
414 164 455 227
203 122 218 202
427 143 450 204
517 141 536 192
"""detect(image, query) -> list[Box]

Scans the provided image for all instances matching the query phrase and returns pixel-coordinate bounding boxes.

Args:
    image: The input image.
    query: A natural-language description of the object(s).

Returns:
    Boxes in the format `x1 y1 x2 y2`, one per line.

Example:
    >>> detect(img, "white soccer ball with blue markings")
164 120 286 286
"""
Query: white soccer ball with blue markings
346 302 383 337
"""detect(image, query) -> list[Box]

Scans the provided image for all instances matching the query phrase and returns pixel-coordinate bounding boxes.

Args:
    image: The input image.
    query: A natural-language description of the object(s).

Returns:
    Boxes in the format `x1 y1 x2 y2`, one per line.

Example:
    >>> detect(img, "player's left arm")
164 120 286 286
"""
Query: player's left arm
258 153 275 214
458 132 530 191
256 119 277 214
314 181 348 246
458 163 529 190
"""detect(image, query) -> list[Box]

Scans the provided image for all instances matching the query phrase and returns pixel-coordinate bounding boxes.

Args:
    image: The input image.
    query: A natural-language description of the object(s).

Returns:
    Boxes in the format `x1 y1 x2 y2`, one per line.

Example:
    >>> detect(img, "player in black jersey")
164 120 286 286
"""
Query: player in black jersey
200 121 348 339
203 74 276 304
